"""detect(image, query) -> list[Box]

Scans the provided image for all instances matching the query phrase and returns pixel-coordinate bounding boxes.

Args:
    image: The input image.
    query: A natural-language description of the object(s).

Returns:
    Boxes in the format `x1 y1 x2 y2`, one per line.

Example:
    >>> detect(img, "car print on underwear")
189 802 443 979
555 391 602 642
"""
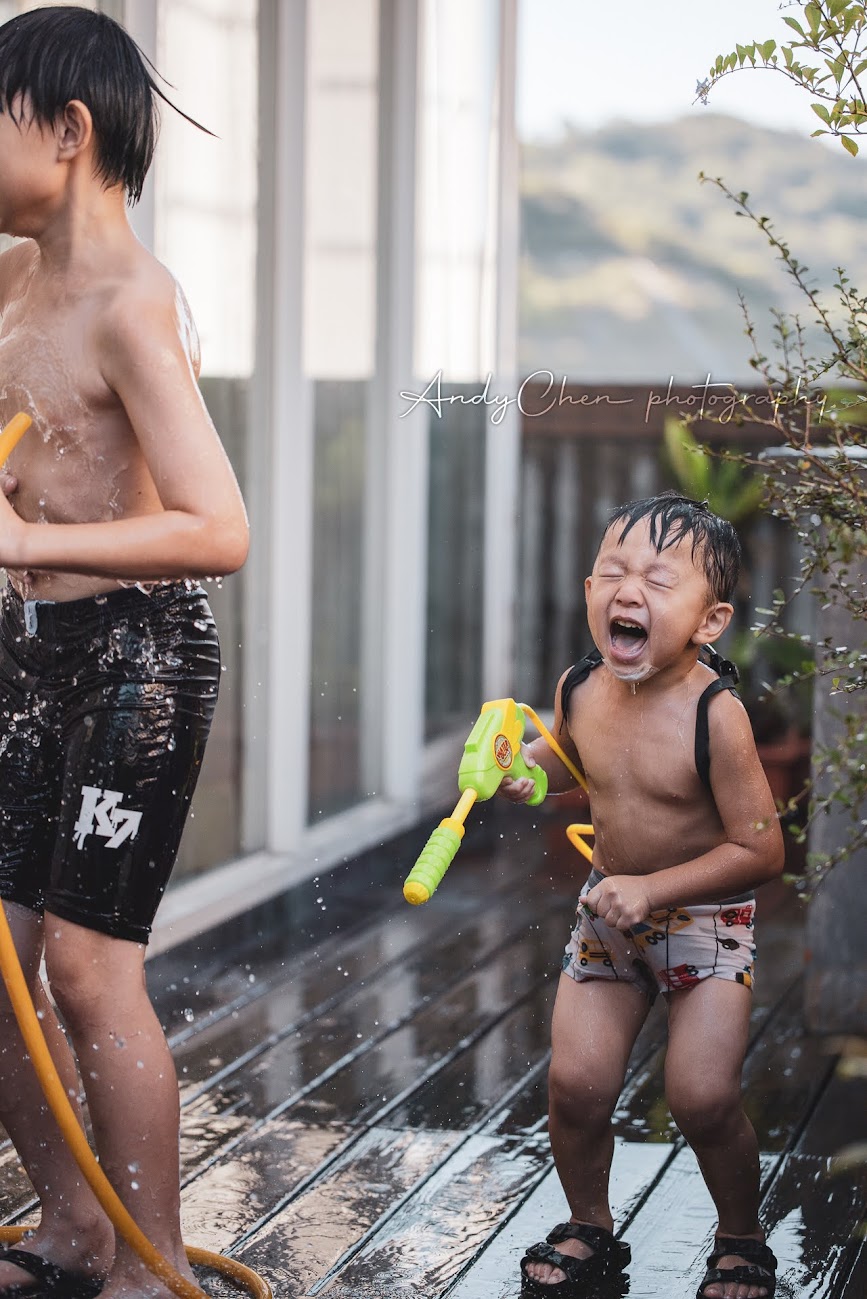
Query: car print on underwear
631 909 694 950
720 905 754 929
578 939 614 969
661 963 701 991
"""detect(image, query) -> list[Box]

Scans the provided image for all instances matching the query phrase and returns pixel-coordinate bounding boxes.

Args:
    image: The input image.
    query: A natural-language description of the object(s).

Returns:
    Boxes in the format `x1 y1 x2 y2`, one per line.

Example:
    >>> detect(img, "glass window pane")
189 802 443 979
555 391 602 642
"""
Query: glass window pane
305 0 379 822
154 0 258 875
418 0 501 738
156 0 258 379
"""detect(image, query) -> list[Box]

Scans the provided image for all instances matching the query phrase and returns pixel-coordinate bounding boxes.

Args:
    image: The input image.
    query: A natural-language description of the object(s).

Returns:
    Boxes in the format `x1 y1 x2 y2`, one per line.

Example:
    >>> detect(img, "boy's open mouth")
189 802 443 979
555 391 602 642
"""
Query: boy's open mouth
609 617 648 661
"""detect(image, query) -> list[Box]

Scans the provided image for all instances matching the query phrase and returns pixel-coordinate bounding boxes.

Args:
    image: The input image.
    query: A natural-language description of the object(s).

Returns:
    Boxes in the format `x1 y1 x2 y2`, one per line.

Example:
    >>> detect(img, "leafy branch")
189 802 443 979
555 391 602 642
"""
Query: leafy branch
695 0 867 154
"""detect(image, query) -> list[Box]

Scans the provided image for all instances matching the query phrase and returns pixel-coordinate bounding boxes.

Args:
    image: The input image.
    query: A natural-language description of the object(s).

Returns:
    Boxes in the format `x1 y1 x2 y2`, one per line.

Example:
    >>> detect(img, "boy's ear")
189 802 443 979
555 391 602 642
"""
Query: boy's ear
55 100 93 162
691 601 734 646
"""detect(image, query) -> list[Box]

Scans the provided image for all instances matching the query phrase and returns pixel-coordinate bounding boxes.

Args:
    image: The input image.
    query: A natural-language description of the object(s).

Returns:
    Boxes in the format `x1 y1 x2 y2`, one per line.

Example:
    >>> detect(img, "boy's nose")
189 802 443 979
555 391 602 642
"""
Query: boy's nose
613 577 643 605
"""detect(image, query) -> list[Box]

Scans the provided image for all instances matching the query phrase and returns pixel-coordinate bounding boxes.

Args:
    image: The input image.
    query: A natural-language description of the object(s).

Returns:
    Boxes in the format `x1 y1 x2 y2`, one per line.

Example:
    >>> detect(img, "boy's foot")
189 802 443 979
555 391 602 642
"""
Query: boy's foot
0 1248 105 1298
91 1255 201 1299
697 1234 777 1299
520 1221 630 1295
0 1224 112 1297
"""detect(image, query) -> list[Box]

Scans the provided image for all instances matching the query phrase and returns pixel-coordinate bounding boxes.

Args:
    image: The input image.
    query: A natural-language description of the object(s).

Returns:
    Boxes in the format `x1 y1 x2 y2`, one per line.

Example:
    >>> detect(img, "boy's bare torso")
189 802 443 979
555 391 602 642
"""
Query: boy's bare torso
0 239 198 601
567 661 736 878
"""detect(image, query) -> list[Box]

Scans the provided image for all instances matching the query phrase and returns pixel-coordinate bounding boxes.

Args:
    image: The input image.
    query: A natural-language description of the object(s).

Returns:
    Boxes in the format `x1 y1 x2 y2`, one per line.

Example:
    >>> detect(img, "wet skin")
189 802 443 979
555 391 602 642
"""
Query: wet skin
0 240 180 600
502 520 784 1299
0 102 248 600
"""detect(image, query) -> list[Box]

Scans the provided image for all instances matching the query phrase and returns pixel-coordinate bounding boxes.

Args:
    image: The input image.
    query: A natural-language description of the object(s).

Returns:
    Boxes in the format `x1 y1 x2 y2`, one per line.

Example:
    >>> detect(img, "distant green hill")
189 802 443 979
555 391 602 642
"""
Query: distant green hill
520 113 867 384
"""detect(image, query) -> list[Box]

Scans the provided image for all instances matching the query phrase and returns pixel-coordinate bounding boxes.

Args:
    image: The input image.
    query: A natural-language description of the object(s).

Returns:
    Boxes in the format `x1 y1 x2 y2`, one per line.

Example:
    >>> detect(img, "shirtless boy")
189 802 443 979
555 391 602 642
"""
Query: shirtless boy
0 8 248 1298
502 493 784 1299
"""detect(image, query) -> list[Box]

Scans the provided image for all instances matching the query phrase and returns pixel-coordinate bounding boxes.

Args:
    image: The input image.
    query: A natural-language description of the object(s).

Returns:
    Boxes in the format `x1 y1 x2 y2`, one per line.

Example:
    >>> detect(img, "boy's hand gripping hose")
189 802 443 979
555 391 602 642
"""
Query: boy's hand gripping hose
0 413 272 1299
403 698 595 904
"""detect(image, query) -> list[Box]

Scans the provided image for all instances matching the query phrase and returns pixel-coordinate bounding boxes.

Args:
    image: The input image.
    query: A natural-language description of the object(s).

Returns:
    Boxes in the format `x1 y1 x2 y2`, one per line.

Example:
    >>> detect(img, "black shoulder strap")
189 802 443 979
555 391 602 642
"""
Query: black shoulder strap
559 648 603 731
695 646 740 792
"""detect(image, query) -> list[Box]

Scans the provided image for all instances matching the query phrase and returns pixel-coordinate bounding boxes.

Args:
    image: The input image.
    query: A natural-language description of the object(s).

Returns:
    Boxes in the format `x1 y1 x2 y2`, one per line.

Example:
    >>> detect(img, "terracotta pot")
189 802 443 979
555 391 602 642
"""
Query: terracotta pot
757 727 811 805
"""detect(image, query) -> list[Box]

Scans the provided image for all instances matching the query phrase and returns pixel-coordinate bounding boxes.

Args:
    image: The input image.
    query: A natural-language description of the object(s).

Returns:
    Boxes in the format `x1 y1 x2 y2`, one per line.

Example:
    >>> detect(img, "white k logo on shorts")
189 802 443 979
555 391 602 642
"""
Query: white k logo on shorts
73 785 143 850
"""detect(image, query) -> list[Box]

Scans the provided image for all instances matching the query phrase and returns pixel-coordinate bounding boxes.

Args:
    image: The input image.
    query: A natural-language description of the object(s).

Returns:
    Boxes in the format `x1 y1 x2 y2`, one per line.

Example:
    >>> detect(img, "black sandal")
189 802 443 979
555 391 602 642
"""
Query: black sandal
520 1221 631 1298
696 1236 777 1298
0 1247 104 1299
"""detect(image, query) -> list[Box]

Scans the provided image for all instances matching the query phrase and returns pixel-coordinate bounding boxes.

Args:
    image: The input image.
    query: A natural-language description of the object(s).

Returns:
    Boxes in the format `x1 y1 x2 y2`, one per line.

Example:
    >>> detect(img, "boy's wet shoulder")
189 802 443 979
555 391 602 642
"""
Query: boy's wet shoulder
0 239 38 308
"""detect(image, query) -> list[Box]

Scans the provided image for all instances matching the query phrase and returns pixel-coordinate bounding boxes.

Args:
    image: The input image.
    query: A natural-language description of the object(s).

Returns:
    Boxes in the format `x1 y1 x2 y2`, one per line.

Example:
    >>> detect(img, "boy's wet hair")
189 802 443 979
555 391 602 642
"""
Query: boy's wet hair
603 490 741 602
0 5 209 205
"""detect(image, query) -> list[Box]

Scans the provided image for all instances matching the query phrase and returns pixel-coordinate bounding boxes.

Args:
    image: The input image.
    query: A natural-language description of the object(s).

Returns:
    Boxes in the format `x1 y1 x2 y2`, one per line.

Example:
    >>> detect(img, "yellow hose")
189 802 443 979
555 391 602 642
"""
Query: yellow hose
520 706 587 791
0 412 32 463
521 705 595 862
0 903 272 1299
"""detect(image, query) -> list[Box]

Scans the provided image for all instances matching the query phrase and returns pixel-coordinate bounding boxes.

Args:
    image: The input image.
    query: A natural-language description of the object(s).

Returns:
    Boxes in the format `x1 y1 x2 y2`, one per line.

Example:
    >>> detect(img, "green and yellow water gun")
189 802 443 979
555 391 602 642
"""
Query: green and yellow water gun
403 698 594 905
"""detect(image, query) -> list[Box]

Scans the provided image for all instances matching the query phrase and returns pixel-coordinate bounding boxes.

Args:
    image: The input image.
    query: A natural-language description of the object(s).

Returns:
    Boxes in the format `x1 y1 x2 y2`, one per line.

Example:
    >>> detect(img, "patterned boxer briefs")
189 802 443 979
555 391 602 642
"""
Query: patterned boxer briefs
562 869 756 1002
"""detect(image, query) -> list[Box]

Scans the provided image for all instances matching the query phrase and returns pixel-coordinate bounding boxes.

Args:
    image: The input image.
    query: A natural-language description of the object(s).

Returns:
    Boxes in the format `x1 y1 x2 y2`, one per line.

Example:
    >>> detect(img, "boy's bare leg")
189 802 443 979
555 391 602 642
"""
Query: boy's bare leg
665 978 769 1299
44 915 196 1299
524 975 650 1287
0 902 114 1288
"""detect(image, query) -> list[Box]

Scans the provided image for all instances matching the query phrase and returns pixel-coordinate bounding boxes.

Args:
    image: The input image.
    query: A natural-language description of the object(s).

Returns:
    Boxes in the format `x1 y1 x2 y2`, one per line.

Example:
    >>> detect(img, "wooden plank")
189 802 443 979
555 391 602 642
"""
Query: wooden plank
741 980 837 1154
830 1236 867 1299
796 1069 867 1158
175 968 559 1236
178 910 567 1149
181 1019 567 1271
179 1120 350 1252
0 1143 39 1225
161 892 437 1048
368 982 557 1131
445 1140 672 1299
181 1125 458 1264
173 887 565 1109
762 1152 867 1299
277 1134 550 1299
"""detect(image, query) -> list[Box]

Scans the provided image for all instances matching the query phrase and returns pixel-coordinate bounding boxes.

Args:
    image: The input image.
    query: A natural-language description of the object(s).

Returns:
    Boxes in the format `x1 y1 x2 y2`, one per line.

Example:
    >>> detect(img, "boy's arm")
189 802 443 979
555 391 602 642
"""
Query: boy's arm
583 692 785 928
0 290 249 579
500 667 585 802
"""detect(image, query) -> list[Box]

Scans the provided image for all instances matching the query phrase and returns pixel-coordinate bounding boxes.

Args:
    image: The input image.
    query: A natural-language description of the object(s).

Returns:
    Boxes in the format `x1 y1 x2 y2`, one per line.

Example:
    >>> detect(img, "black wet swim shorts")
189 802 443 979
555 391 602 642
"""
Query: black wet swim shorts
0 581 220 943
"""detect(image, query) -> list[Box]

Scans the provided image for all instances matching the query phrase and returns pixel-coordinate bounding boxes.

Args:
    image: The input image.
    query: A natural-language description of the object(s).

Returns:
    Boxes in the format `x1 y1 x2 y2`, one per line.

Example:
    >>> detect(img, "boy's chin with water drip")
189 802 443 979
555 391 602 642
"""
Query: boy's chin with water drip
602 655 659 683
600 616 660 683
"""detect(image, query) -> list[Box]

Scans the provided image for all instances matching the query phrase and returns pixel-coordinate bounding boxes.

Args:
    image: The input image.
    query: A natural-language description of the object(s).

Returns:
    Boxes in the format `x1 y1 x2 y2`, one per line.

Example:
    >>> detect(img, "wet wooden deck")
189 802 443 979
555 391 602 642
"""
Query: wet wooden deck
2 804 866 1298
